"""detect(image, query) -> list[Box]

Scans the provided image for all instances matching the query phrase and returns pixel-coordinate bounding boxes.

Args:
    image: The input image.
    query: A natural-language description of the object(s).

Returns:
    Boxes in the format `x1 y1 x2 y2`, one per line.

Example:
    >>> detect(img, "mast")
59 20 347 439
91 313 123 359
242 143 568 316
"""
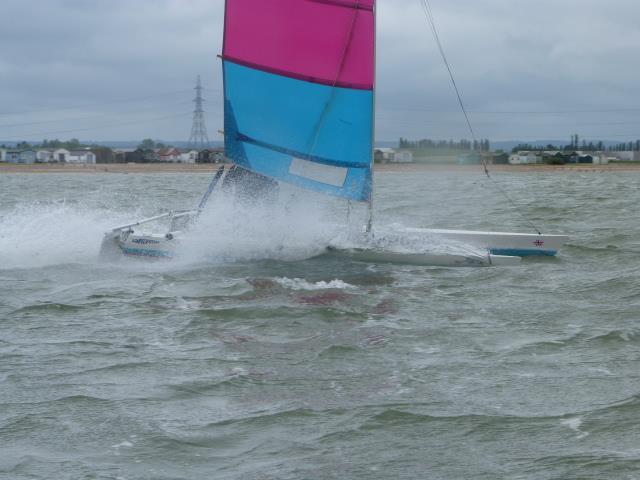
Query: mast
366 0 377 234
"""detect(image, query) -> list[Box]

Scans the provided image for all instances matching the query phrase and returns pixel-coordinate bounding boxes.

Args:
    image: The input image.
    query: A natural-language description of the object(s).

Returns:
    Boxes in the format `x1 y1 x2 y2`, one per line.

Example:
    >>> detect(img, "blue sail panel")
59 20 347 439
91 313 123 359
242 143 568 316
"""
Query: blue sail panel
223 60 373 201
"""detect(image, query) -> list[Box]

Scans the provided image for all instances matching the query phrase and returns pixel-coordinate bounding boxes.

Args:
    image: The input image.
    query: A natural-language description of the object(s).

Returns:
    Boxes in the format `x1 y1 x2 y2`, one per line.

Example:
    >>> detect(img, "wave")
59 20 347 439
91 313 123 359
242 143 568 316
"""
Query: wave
273 277 355 291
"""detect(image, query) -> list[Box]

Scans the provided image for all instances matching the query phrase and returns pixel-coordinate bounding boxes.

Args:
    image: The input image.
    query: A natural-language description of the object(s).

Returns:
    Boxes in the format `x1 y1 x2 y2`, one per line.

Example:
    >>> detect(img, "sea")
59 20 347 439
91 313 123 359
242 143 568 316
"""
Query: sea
1 169 639 479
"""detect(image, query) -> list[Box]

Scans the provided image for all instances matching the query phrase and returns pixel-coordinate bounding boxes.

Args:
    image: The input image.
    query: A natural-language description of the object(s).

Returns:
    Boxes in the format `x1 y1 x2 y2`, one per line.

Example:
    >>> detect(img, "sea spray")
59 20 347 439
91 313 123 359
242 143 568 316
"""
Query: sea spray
176 188 345 264
0 184 487 270
0 202 131 269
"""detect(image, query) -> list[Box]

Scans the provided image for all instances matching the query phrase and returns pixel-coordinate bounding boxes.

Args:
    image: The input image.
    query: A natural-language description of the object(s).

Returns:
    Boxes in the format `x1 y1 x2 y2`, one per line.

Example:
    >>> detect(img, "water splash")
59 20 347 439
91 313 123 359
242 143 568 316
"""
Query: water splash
0 202 130 269
175 189 344 264
0 188 486 270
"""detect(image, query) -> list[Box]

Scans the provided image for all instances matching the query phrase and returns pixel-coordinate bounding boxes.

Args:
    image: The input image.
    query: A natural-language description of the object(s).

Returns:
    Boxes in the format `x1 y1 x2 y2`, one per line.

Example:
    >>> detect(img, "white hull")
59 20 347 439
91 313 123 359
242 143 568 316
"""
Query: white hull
326 248 521 267
410 228 569 257
100 224 565 267
99 196 568 267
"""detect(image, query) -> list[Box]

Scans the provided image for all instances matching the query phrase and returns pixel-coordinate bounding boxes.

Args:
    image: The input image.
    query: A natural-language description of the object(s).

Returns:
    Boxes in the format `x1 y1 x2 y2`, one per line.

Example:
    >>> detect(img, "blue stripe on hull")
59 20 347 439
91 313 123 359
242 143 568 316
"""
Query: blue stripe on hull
490 248 557 257
224 61 373 201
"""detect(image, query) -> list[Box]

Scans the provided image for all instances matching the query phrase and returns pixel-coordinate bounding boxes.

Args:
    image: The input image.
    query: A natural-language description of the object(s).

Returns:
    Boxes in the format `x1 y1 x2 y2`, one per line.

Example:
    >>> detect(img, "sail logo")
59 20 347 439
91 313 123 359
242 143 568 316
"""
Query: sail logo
289 157 348 187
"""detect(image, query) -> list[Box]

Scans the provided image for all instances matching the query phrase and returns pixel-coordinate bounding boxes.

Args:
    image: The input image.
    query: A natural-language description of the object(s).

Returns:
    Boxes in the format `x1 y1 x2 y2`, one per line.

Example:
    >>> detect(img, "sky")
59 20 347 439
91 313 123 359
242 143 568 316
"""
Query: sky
1 0 640 145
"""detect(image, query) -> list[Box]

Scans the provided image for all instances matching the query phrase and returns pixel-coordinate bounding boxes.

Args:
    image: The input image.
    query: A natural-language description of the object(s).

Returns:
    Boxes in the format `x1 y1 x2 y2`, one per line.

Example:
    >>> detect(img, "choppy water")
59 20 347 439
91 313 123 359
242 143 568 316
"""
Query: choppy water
1 170 639 479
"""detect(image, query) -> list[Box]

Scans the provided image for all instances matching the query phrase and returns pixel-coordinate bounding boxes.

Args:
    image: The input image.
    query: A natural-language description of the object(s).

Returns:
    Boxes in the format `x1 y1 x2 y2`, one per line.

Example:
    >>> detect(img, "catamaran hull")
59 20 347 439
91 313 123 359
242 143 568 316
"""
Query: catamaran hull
326 248 521 267
409 228 569 257
101 227 567 265
100 231 178 259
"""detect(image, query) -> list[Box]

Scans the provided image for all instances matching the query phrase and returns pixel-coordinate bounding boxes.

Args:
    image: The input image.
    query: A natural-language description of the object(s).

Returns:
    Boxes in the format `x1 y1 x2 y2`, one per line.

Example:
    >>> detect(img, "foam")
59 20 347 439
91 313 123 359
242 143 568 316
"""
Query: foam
274 277 355 291
0 202 130 269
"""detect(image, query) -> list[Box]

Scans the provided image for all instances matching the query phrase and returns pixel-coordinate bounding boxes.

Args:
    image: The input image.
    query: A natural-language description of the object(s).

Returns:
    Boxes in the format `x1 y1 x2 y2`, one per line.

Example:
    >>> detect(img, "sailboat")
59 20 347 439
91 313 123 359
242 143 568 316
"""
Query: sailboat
100 0 568 266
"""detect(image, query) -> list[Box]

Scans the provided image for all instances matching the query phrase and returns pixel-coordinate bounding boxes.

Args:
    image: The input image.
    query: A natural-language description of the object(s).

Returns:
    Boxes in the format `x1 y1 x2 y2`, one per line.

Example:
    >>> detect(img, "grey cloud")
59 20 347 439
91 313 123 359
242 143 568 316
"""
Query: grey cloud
1 0 639 143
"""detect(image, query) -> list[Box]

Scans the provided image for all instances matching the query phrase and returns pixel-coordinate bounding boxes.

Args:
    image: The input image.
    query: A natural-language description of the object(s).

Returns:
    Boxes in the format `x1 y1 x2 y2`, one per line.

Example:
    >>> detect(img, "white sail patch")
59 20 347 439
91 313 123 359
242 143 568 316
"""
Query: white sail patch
289 157 347 187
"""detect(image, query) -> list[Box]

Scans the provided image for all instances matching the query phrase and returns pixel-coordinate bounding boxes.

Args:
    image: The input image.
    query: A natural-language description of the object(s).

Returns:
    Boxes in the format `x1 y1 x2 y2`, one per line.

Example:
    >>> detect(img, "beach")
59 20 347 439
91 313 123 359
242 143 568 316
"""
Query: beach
2 161 639 174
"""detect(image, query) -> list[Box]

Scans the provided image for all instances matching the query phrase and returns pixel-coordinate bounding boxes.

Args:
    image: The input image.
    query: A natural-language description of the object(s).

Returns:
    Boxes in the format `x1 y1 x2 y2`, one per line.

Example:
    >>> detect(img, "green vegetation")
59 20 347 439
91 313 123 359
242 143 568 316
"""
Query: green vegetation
137 138 172 150
399 137 491 152
512 135 640 153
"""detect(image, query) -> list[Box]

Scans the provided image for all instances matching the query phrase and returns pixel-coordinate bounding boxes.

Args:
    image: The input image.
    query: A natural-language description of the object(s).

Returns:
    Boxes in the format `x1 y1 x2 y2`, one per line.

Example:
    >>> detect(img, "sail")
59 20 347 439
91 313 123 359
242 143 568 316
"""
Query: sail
222 0 376 202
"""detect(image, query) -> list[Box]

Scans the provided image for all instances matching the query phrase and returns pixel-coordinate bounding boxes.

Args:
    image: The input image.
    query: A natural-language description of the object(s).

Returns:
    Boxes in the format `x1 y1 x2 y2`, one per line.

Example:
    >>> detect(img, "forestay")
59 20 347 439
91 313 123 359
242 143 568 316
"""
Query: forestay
222 0 376 202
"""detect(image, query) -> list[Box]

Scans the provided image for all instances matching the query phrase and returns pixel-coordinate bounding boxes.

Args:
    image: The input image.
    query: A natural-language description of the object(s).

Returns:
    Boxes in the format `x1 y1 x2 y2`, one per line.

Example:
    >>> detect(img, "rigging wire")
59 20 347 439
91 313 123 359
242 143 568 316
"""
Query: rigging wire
418 0 543 235
419 0 481 169
379 105 640 114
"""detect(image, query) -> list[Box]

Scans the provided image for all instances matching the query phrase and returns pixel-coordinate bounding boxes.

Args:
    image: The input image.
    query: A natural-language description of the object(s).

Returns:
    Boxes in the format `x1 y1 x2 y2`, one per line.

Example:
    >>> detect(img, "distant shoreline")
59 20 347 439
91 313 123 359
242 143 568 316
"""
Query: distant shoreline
2 162 640 174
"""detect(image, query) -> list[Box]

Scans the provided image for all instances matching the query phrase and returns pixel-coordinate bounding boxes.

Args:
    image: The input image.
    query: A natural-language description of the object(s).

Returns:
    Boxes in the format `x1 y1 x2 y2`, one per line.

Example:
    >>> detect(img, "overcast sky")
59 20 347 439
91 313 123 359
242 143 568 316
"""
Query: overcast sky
1 0 640 144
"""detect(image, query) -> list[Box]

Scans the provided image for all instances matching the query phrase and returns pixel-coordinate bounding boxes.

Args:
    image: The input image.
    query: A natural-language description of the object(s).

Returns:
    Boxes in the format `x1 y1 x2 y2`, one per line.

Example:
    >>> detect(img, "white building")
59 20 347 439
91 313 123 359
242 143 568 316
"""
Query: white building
509 151 542 165
374 148 414 164
157 148 182 163
68 150 96 164
609 151 640 162
0 148 6 162
36 150 54 163
180 150 199 164
390 149 414 163
53 148 71 162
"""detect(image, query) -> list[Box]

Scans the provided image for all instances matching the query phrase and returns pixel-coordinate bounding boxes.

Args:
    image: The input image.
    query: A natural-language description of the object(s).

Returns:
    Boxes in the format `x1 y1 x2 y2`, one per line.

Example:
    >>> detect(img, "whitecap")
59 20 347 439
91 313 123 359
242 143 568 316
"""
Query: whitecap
274 277 355 291
111 441 134 449
560 417 589 439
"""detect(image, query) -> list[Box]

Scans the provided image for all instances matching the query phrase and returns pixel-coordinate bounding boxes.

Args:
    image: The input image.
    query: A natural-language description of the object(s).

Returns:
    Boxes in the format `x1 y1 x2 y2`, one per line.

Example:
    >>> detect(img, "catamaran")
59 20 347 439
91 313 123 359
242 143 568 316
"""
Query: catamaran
101 0 568 266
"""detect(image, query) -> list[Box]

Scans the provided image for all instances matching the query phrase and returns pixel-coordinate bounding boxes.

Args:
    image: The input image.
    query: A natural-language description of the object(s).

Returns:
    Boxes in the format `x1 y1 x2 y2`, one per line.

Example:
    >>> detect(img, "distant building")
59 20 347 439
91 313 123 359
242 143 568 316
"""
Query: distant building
157 148 182 163
6 151 20 163
197 148 225 163
113 149 136 163
36 149 54 163
608 151 640 162
509 151 542 165
124 149 146 163
0 148 7 162
6 150 37 164
53 148 71 163
180 149 199 164
124 149 159 163
374 148 414 164
68 150 96 164
374 148 395 164
390 149 414 163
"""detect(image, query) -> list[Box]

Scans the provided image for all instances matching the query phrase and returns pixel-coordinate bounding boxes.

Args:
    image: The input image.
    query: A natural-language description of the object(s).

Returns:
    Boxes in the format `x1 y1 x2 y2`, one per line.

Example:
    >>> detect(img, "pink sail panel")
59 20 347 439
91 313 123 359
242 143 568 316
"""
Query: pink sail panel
310 0 374 9
224 0 375 90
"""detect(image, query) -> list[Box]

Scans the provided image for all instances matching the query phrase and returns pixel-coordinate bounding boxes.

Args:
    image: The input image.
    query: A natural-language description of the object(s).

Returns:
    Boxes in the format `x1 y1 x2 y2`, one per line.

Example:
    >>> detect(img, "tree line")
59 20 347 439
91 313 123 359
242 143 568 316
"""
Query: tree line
399 138 491 152
511 139 640 153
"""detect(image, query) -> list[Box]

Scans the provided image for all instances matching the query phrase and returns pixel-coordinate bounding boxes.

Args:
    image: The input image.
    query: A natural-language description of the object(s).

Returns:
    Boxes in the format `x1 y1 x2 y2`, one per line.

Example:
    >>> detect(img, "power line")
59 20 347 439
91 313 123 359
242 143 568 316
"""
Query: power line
378 105 640 115
0 101 194 129
1 112 192 140
0 89 194 117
